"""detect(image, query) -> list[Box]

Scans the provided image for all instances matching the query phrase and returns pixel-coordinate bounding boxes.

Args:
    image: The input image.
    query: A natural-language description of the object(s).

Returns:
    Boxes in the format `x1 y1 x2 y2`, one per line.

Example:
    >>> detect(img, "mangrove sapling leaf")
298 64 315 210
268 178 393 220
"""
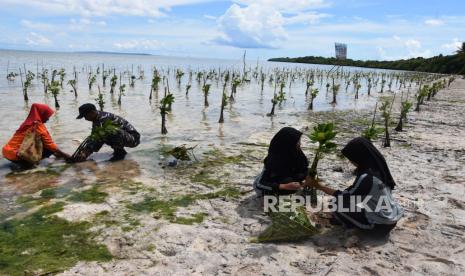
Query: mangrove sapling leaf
160 93 175 135
305 123 337 204
395 100 412 131
250 206 318 243
90 120 119 142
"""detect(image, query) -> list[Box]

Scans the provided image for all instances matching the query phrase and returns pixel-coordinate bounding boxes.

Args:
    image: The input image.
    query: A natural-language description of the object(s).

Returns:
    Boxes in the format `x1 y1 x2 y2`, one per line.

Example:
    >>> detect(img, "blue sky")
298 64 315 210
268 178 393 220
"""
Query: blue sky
0 0 463 60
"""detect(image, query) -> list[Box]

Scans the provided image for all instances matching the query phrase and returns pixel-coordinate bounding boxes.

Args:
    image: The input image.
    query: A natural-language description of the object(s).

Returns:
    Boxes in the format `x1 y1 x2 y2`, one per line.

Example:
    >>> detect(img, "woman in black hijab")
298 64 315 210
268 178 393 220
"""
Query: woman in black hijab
305 137 403 234
253 127 309 196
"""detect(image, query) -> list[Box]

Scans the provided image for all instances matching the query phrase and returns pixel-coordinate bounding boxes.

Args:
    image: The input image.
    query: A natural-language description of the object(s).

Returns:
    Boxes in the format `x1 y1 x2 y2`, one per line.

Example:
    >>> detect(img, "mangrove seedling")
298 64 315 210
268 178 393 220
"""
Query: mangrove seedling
414 85 429 112
305 79 314 96
230 77 241 101
219 73 230 123
21 70 35 102
110 74 117 94
354 83 361 99
395 100 412 131
379 97 394 147
96 86 105 111
118 83 125 106
203 83 211 107
367 78 372 95
68 79 78 98
305 123 337 204
160 93 175 134
58 68 66 88
185 84 192 95
176 69 184 86
150 71 161 100
130 75 136 88
308 88 319 110
49 80 61 108
362 102 382 141
331 83 340 104
268 94 279 117
40 69 49 94
88 73 97 91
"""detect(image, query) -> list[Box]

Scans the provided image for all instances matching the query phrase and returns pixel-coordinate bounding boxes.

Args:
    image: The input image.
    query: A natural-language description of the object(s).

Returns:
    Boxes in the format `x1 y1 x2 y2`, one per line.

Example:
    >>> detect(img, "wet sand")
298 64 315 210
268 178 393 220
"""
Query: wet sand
47 78 465 275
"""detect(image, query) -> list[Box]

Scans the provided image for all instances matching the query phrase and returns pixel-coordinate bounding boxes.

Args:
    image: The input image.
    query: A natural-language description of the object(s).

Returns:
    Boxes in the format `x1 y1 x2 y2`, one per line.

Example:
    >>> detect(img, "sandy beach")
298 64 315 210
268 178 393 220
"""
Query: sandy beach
16 77 456 275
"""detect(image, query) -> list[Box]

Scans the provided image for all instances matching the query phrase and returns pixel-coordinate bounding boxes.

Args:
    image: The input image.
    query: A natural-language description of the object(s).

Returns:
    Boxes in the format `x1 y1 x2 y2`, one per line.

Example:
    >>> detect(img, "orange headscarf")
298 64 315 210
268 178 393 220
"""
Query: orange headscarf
17 103 54 132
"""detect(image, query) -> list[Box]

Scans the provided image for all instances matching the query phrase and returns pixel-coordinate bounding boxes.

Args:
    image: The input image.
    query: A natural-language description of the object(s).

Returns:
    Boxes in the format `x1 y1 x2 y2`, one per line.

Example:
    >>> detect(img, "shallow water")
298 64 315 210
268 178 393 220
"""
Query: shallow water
0 50 417 217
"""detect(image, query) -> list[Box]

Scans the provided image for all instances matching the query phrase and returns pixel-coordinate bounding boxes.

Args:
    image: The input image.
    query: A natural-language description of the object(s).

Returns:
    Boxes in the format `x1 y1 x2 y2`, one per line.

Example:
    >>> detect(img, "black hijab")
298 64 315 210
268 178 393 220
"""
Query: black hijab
264 127 309 176
341 137 396 189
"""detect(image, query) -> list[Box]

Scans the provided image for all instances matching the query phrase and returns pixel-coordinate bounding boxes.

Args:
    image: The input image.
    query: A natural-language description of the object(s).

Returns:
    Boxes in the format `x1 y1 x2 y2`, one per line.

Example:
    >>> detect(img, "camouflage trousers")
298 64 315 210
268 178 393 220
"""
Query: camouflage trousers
71 129 140 161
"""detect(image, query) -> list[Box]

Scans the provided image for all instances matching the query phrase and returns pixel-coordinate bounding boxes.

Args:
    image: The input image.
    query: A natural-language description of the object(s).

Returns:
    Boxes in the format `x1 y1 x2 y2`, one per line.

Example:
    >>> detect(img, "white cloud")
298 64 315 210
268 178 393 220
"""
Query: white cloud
441 38 461 52
20 19 53 31
214 3 287 48
69 17 107 31
283 12 330 25
0 0 213 17
388 36 431 59
114 39 162 50
233 0 330 13
204 14 217 20
214 0 329 48
424 19 444 26
26 32 52 46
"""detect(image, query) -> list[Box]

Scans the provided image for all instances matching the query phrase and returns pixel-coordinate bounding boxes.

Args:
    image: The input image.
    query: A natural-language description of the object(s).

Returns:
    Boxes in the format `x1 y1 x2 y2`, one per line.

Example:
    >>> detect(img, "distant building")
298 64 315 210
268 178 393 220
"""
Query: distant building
335 43 347 60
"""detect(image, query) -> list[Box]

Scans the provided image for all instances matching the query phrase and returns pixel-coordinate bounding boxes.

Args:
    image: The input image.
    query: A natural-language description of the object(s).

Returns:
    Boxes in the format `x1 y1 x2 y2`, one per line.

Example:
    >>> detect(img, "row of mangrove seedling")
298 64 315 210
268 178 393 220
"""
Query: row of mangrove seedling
6 62 453 135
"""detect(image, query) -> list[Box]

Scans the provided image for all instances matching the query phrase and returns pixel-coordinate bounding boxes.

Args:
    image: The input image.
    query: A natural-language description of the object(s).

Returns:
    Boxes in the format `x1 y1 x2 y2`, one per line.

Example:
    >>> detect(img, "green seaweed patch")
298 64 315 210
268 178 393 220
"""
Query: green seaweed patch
0 202 111 275
93 211 119 227
190 170 222 187
202 148 246 166
172 212 207 225
40 188 57 199
68 186 108 203
128 187 241 224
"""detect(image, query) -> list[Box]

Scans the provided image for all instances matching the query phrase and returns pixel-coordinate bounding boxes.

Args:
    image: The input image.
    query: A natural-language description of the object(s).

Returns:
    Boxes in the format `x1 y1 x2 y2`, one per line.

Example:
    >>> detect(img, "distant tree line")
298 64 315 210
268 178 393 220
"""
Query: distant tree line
269 42 465 75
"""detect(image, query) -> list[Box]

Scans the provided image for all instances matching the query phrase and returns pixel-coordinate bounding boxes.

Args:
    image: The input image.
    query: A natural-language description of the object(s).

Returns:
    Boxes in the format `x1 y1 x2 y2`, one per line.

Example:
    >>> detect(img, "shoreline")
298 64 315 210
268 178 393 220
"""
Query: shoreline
64 78 465 274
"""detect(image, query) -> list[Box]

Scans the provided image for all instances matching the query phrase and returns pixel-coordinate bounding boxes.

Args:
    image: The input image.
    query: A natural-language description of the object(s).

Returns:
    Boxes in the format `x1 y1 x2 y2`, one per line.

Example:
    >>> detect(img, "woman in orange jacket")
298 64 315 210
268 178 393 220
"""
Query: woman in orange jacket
2 103 70 165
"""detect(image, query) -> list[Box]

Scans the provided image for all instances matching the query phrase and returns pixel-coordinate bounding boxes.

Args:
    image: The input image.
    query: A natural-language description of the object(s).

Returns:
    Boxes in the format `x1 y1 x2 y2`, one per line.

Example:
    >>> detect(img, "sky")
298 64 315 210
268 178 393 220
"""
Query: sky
0 0 464 60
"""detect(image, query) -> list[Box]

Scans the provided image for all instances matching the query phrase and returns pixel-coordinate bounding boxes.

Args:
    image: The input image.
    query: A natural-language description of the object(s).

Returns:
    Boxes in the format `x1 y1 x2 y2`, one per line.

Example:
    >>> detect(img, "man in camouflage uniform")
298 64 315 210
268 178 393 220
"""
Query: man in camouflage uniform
68 103 140 162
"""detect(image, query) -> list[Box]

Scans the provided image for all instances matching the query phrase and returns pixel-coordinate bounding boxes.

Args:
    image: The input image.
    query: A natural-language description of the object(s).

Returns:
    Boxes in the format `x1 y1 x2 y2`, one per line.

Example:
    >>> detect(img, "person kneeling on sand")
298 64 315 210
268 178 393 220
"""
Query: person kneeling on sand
67 103 140 162
305 137 403 235
253 127 308 196
2 103 70 169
